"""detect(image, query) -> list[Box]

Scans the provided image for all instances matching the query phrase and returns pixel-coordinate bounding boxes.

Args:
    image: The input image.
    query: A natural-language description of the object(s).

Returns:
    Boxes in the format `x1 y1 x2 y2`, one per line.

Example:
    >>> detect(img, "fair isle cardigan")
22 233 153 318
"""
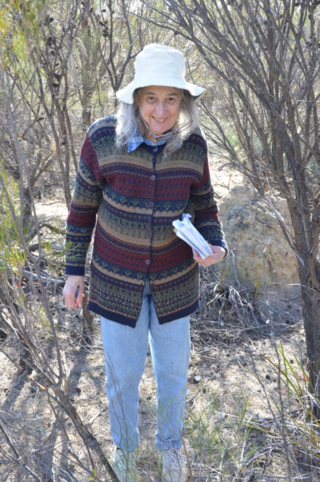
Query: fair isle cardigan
65 116 227 327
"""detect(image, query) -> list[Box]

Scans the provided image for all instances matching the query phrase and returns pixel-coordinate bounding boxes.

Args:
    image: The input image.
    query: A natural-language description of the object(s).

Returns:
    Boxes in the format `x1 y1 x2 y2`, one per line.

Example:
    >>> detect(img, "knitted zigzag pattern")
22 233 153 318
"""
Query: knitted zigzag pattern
65 116 227 327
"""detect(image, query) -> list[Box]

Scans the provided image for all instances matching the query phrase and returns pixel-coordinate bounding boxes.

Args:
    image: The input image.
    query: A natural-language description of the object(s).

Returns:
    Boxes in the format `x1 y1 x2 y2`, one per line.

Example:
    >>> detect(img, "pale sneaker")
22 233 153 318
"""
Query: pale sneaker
160 448 188 482
113 448 139 482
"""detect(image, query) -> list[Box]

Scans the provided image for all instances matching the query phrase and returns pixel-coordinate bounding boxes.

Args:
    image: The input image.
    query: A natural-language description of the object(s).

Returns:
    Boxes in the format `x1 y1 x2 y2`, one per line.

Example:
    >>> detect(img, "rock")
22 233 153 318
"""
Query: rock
216 183 299 285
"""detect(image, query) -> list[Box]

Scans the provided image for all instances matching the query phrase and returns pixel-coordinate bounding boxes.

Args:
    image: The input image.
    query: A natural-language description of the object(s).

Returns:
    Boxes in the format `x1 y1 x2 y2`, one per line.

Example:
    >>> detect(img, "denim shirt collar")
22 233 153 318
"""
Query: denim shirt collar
127 130 167 153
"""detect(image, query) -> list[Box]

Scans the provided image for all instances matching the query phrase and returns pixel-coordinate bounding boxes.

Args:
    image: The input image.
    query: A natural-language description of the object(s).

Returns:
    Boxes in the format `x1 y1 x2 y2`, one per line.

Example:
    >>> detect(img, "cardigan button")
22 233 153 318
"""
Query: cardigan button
153 146 158 152
145 259 150 265
151 175 156 181
149 201 154 208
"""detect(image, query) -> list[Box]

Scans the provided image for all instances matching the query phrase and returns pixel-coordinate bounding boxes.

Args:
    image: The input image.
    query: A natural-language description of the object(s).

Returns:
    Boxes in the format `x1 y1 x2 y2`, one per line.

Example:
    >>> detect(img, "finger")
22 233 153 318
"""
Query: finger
64 294 75 308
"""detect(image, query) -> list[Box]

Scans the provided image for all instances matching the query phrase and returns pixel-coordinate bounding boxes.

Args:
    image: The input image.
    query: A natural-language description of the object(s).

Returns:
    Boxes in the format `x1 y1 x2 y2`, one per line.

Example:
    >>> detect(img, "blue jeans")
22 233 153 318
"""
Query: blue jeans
100 279 191 451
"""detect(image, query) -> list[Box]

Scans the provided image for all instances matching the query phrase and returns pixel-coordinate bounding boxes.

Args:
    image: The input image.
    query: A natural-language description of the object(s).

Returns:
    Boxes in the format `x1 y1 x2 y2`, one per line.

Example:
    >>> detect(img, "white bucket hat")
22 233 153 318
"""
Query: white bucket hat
116 44 206 104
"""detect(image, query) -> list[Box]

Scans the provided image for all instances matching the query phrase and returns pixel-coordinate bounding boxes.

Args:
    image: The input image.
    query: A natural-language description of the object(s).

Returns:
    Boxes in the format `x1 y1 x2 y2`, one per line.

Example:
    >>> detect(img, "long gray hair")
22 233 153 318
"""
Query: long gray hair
115 89 199 156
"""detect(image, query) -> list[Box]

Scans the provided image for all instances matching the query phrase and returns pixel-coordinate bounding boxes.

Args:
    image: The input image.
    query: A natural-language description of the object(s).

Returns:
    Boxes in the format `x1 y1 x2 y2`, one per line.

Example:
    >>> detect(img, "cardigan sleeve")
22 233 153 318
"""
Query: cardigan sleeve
190 152 228 253
65 134 104 276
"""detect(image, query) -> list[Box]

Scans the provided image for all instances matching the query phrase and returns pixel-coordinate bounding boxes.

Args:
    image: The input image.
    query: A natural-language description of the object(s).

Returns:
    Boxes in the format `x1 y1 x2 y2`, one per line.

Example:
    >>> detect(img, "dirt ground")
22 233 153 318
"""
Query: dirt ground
0 159 312 481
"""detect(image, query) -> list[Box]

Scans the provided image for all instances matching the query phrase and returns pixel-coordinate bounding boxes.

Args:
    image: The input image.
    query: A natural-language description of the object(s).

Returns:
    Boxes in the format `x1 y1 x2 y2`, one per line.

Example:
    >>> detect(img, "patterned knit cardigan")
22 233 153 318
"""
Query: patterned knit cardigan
65 116 227 327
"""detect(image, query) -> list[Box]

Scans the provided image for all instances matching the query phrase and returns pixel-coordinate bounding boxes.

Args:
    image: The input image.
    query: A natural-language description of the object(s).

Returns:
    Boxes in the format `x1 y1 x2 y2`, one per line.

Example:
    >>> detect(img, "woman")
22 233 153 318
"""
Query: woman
63 44 227 482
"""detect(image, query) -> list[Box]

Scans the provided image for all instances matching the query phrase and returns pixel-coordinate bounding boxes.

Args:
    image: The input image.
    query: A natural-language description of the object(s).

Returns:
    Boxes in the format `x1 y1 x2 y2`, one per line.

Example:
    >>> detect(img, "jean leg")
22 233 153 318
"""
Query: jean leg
149 302 191 451
100 290 150 451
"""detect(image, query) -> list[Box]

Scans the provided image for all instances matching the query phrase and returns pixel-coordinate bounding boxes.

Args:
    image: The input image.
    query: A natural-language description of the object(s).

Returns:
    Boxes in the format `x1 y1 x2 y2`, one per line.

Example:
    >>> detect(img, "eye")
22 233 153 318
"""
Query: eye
167 97 176 104
147 96 156 103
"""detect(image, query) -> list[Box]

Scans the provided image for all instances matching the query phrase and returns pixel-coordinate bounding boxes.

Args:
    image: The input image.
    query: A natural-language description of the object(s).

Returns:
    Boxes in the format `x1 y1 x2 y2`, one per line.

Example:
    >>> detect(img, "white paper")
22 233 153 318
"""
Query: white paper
172 214 212 259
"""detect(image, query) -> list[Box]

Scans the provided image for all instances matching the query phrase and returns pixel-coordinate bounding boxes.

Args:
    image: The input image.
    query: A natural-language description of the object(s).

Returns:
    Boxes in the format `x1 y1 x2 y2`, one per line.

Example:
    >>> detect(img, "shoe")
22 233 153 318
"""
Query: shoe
160 448 188 482
113 448 139 482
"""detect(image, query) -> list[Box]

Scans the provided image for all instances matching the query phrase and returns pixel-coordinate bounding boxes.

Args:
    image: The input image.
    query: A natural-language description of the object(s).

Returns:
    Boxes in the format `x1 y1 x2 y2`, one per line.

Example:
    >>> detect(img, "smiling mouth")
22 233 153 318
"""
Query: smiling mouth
152 117 167 123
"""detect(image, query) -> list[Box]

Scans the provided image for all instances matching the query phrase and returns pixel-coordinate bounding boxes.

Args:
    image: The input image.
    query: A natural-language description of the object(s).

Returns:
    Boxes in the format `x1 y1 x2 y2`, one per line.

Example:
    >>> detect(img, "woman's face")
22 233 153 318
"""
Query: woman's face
135 85 182 140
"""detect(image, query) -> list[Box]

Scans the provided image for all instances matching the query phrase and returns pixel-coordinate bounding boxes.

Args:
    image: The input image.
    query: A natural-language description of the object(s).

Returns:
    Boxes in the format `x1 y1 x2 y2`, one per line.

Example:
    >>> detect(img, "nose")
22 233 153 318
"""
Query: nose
155 102 166 116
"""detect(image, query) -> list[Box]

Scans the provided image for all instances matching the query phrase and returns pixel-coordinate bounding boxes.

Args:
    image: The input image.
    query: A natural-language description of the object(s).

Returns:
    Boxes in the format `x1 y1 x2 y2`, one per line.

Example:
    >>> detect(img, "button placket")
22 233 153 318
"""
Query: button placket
150 155 157 214
146 150 157 271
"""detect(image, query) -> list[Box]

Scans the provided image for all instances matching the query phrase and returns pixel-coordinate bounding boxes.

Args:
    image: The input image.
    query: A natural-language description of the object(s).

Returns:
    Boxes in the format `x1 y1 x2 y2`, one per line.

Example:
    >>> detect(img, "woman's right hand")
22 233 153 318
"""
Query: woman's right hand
63 275 85 309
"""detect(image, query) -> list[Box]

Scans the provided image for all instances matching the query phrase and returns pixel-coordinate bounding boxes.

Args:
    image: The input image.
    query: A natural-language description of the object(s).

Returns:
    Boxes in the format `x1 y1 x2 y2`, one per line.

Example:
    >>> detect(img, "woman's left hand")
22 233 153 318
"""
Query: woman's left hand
193 244 227 267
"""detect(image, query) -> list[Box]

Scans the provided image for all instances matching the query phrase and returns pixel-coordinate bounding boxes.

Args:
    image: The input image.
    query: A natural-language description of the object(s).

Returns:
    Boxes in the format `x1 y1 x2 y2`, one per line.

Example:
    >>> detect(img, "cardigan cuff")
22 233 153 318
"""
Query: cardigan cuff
65 265 86 276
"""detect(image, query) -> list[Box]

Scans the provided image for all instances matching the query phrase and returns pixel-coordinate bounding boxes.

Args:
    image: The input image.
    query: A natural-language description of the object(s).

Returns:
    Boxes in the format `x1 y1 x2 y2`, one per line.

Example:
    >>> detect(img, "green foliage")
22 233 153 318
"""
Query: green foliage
0 163 26 277
185 388 258 478
265 343 320 461
183 344 320 480
0 0 49 67
86 466 97 481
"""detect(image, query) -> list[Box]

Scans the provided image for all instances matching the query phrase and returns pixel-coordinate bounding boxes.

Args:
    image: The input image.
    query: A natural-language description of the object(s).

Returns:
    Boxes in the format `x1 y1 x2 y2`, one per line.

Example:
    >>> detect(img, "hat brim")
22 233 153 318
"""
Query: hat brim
116 79 206 104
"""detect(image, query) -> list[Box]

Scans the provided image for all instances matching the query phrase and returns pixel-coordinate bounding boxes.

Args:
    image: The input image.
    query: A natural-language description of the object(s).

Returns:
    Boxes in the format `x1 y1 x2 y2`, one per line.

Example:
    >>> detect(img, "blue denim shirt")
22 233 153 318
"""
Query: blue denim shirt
127 131 167 152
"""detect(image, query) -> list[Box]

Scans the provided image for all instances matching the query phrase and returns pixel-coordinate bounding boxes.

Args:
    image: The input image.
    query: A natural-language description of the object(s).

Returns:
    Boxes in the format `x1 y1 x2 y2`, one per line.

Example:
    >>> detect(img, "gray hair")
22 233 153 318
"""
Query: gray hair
115 89 199 156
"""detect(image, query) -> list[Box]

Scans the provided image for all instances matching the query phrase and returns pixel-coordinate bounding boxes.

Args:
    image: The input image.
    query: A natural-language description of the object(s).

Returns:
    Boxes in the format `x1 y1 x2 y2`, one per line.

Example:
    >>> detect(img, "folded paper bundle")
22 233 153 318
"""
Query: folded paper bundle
172 214 213 259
